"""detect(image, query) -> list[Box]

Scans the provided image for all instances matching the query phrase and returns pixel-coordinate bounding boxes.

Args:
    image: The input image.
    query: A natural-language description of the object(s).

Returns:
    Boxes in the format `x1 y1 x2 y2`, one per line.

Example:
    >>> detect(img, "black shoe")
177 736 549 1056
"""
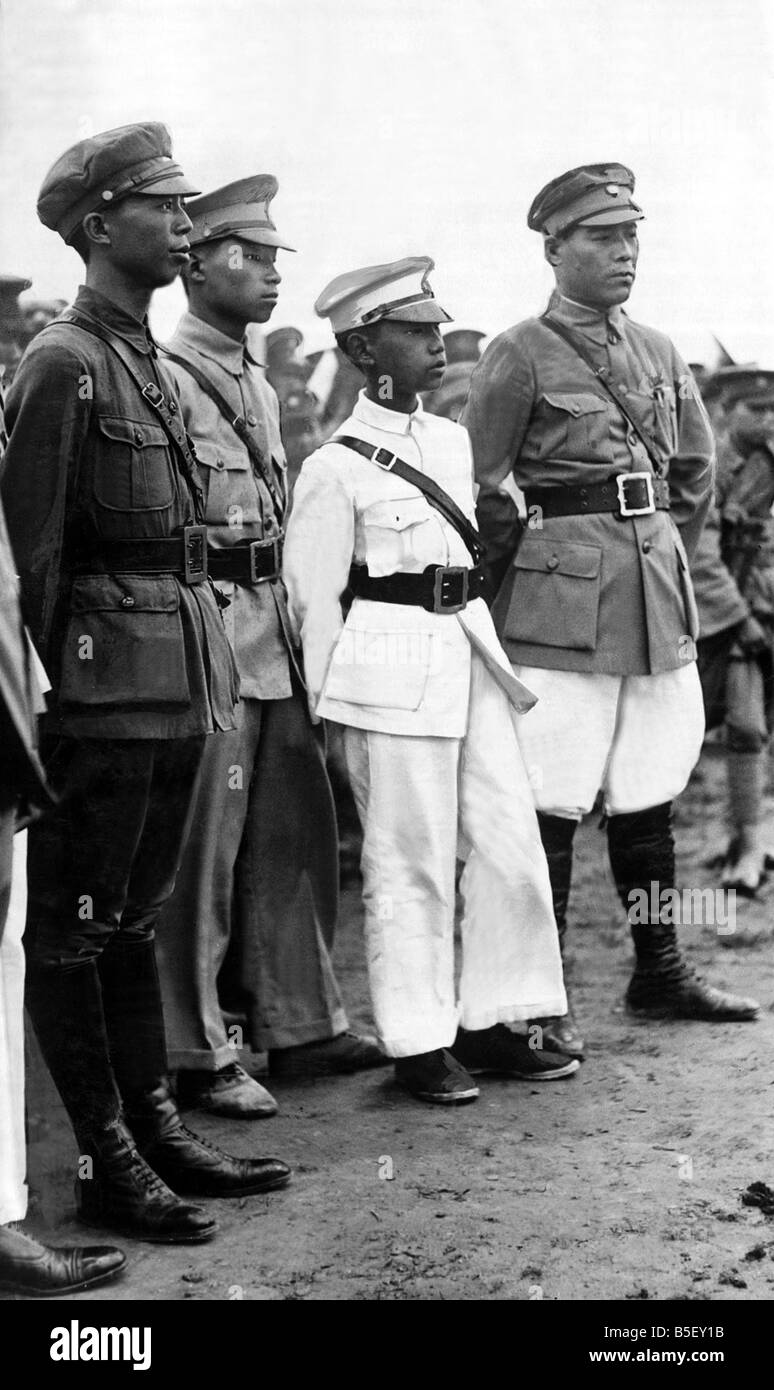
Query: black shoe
451 1024 579 1079
78 1120 217 1244
394 1048 480 1104
0 1224 126 1297
626 973 760 1022
129 1083 291 1197
529 1004 585 1060
269 1031 388 1078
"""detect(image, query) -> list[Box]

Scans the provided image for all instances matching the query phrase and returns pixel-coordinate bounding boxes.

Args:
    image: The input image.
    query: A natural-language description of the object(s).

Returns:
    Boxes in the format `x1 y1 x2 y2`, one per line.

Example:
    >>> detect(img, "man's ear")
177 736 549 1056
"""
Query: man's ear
346 329 376 372
81 211 111 249
543 233 563 269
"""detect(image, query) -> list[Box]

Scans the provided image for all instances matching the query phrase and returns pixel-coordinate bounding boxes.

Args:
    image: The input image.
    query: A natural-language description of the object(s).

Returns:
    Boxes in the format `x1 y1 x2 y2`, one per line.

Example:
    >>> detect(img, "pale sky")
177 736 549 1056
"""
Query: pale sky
1 0 773 362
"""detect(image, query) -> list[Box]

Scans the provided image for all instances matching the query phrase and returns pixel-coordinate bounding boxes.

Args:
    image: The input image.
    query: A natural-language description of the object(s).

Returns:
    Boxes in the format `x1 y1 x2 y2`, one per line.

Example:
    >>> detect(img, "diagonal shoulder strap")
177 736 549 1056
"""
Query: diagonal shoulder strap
162 348 285 519
334 434 484 564
540 314 668 474
56 309 205 517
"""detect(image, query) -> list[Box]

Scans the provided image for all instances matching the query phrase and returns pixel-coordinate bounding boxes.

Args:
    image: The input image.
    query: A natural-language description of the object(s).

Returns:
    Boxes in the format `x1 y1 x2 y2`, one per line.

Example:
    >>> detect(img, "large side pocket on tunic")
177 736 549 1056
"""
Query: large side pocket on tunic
58 575 191 707
502 536 602 651
323 625 435 710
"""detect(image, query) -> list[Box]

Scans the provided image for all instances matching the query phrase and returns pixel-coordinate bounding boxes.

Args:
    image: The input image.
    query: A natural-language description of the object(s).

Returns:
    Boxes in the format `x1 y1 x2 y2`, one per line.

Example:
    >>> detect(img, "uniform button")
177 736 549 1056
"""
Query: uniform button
546 555 560 571
618 383 629 395
134 430 143 445
246 413 257 426
120 595 136 608
642 540 652 554
216 460 225 471
628 432 638 448
168 400 178 413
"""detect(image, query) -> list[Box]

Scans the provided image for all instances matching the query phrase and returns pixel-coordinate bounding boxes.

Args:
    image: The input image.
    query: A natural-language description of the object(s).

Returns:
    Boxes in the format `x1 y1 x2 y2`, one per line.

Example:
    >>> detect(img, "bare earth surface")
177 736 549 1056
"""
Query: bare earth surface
9 744 774 1303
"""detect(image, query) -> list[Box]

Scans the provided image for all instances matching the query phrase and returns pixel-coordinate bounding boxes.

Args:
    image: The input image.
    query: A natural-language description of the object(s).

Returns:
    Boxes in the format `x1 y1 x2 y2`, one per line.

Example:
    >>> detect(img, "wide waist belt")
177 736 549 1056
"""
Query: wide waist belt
77 526 209 585
208 536 283 584
76 529 283 587
524 472 670 520
349 562 486 614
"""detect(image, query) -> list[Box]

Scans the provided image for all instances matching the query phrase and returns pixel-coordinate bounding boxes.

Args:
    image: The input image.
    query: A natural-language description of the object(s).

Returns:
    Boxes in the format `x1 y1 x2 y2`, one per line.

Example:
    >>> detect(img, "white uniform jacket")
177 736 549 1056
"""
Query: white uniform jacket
283 391 536 737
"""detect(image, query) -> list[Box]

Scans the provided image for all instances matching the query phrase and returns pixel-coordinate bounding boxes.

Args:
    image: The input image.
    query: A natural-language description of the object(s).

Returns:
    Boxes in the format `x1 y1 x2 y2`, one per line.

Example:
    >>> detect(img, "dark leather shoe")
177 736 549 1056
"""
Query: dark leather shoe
0 1224 126 1296
142 1125 291 1198
626 973 760 1022
128 1081 291 1197
78 1120 216 1244
269 1031 389 1077
394 1048 480 1104
529 1006 585 1059
451 1024 579 1079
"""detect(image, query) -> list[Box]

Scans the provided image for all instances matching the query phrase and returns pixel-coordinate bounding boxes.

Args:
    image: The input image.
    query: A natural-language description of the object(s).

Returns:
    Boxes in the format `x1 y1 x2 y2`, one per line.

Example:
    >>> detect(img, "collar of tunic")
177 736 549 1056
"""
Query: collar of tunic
171 310 263 377
352 387 426 436
548 290 626 346
74 284 155 355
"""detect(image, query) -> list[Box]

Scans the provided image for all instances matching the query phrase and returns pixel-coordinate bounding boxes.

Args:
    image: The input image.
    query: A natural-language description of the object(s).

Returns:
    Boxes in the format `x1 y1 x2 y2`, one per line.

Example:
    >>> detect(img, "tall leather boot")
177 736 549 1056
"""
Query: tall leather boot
98 937 290 1196
24 959 216 1242
607 801 759 1021
530 812 585 1057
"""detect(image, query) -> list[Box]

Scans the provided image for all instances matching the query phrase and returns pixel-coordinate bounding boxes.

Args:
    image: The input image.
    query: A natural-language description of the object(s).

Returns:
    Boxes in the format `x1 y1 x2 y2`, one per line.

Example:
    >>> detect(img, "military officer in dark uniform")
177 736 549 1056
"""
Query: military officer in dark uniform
691 368 774 893
462 163 759 1055
1 123 290 1245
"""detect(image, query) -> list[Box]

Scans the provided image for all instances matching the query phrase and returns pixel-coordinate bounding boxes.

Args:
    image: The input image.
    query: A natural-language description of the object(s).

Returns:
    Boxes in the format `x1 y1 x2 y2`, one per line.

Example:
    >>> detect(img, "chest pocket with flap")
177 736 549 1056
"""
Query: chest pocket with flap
503 535 603 651
93 415 176 512
361 494 442 573
539 391 610 459
193 441 266 531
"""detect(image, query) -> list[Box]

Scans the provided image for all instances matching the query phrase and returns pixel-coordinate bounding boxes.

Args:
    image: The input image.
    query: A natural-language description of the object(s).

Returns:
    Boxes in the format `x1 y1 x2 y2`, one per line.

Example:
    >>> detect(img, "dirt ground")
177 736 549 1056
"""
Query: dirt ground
9 742 774 1303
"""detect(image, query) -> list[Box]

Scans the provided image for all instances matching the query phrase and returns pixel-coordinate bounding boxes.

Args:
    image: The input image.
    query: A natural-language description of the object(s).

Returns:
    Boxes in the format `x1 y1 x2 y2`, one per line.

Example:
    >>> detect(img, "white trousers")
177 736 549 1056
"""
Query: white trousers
512 663 706 818
343 653 567 1057
0 832 28 1224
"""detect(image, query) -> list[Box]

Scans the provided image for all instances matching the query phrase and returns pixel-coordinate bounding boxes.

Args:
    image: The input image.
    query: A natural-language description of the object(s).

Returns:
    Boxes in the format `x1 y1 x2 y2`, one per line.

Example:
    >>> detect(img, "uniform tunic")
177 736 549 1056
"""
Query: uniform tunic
155 312 346 1060
462 293 712 816
285 391 566 1056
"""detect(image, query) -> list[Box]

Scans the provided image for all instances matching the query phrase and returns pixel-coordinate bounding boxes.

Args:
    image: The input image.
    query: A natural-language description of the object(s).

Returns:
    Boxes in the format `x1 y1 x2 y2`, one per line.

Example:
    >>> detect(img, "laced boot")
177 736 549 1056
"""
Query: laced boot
607 801 760 1022
98 936 291 1197
24 957 215 1243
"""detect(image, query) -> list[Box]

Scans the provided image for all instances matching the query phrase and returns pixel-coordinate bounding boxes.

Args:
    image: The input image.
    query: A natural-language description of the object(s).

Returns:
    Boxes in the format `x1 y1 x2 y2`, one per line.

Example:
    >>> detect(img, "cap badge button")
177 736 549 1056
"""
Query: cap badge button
605 184 620 196
101 190 114 201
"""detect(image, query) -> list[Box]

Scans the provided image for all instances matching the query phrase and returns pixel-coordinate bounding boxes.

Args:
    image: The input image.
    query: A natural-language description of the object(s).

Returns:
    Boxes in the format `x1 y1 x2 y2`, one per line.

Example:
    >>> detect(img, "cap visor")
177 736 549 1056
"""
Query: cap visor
382 300 453 324
575 206 644 228
190 226 296 252
136 173 202 197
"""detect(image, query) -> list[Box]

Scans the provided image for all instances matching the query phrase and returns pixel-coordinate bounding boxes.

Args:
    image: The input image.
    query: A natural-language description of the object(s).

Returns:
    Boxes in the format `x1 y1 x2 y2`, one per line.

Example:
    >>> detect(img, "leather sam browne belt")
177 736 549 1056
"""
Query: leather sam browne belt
524 472 670 521
77 529 283 586
349 562 486 614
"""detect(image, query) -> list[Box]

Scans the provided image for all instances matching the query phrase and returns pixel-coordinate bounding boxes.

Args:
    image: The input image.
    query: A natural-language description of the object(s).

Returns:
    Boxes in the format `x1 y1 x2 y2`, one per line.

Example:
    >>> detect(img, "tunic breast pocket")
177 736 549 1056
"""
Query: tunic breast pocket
362 494 441 574
93 416 176 512
195 443 259 532
540 392 610 460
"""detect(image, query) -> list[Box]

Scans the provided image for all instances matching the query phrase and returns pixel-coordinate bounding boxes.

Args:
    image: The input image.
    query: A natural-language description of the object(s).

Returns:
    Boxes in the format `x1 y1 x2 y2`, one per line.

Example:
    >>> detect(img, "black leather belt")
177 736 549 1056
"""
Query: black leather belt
524 472 670 520
208 536 283 585
76 525 208 585
349 563 486 614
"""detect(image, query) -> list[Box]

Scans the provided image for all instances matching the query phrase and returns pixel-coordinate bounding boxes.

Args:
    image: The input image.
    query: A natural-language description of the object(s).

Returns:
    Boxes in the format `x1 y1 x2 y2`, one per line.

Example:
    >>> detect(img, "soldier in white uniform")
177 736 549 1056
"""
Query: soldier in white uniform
284 257 576 1104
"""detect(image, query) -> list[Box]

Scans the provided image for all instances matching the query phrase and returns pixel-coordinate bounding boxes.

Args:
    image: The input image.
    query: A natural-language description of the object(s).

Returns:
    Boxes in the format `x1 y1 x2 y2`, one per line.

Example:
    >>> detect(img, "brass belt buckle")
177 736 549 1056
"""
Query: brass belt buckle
432 565 469 613
616 471 655 517
183 524 208 584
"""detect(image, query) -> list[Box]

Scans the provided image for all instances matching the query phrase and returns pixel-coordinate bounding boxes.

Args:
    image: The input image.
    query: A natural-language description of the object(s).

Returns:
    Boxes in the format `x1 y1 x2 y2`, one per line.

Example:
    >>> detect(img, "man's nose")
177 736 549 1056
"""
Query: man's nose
176 203 194 235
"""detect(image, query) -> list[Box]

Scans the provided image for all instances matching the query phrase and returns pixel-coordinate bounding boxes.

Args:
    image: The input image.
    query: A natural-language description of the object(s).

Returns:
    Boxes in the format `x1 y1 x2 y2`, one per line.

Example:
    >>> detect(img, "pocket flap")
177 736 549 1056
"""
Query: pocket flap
96 415 168 449
70 574 181 613
542 391 608 417
514 537 602 580
194 441 250 473
363 495 429 531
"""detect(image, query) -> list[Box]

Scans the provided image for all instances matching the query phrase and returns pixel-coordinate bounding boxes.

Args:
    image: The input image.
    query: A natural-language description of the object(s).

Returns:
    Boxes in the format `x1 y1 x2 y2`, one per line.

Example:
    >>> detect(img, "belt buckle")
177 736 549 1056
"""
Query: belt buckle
248 535 283 584
141 382 166 410
432 565 469 613
374 448 396 470
183 524 207 584
616 471 655 517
